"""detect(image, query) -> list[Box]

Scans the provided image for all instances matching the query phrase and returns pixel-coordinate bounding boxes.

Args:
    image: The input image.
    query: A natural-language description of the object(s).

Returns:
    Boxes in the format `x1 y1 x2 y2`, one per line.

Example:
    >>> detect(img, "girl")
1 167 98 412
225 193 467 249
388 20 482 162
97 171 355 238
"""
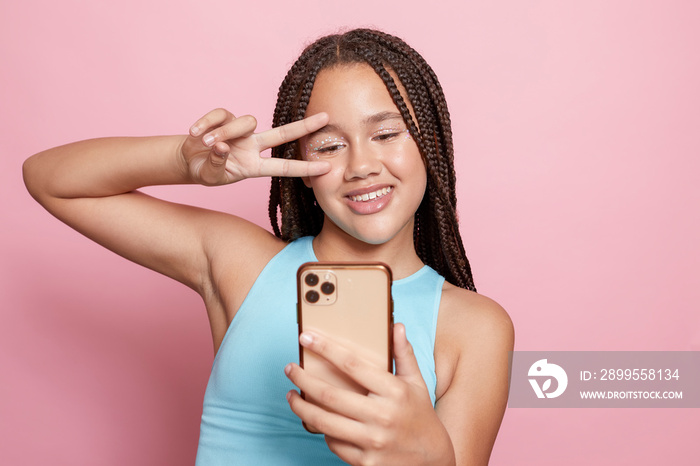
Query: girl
23 29 513 465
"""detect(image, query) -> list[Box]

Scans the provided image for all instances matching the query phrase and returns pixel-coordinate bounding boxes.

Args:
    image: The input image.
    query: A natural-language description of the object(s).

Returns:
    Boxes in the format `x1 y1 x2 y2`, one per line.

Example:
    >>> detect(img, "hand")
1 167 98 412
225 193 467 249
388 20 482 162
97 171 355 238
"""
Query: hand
285 324 456 466
182 108 331 185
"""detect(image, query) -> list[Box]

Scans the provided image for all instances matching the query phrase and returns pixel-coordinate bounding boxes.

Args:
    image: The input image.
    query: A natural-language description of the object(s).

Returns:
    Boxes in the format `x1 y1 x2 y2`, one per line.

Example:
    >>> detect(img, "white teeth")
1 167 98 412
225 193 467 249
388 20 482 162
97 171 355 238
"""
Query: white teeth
350 187 392 202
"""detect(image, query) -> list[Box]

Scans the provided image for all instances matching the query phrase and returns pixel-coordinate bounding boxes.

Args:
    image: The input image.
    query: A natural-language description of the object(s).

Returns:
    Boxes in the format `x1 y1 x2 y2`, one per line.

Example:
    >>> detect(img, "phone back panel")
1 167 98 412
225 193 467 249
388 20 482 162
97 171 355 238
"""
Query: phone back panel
297 262 393 401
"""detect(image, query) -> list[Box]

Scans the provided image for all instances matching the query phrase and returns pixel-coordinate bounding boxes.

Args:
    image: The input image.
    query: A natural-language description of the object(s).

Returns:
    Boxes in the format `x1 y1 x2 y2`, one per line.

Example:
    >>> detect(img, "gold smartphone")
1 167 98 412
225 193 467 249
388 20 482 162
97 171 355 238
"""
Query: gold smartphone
296 262 393 433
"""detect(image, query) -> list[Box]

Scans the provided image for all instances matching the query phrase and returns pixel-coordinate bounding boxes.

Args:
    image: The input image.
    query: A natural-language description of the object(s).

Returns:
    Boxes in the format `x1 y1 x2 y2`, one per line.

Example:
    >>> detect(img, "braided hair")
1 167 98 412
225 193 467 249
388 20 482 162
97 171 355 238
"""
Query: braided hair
268 28 476 292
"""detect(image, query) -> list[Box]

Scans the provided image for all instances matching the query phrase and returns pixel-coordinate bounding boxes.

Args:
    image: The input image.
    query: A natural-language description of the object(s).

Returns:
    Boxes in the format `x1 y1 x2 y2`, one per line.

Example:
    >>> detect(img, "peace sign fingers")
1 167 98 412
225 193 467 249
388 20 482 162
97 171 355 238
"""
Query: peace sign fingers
183 109 330 185
254 112 329 152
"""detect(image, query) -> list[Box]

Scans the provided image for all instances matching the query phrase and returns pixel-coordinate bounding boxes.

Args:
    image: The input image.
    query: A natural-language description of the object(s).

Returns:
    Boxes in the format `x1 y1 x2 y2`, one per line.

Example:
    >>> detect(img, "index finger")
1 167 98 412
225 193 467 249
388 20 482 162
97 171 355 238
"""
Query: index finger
255 112 329 151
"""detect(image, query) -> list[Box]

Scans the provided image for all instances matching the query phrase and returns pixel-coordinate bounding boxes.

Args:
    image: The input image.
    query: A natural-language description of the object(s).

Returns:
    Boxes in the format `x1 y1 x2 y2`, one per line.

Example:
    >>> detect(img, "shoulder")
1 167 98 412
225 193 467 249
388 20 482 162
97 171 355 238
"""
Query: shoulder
433 283 514 463
202 212 288 305
439 283 514 347
434 282 514 398
206 214 289 290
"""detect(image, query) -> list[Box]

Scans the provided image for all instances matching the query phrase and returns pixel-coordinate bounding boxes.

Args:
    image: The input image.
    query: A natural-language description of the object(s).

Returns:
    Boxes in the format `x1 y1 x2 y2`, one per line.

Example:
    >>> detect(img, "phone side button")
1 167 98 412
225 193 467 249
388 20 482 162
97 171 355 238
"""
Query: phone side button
296 302 300 324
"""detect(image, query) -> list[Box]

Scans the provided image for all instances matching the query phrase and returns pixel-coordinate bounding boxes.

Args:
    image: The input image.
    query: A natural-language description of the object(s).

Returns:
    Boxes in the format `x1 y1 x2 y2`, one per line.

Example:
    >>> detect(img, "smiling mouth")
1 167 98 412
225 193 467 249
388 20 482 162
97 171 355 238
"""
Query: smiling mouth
348 186 393 202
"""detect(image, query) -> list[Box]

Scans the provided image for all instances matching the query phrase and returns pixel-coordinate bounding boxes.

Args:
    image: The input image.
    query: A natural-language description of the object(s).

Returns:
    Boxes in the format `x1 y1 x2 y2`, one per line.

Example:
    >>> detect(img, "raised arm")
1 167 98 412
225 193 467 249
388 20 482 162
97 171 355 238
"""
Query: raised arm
23 109 330 293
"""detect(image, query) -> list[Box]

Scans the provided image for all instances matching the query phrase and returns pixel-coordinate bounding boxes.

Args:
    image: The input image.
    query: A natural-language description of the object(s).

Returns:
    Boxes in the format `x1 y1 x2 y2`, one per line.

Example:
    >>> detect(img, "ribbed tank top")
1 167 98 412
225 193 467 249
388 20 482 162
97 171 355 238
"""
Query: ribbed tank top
195 236 444 465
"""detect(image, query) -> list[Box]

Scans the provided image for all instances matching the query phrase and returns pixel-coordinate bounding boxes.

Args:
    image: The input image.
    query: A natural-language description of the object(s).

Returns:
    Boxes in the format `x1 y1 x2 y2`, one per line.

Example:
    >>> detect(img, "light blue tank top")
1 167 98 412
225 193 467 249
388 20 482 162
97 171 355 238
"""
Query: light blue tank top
195 237 444 465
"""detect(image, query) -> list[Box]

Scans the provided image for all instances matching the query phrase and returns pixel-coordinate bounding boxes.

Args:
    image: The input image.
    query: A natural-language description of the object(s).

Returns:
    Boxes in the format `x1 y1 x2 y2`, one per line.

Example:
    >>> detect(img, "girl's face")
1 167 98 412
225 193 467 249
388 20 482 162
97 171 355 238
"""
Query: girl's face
300 63 427 246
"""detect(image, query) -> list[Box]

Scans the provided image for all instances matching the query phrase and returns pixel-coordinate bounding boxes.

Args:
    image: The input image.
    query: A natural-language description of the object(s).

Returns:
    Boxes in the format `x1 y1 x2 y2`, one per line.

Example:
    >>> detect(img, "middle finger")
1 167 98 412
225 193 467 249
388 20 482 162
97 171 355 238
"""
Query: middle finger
285 362 376 422
202 114 258 147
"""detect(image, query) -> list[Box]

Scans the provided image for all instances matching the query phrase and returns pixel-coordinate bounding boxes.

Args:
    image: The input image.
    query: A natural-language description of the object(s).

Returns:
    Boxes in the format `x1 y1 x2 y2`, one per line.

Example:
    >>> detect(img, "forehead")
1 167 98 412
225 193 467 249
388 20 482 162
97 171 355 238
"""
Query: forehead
305 63 409 124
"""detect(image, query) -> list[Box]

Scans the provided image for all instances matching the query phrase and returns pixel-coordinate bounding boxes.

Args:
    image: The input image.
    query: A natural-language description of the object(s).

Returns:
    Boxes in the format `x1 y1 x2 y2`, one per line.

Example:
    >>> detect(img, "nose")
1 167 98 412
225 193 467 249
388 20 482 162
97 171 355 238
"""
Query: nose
343 142 382 180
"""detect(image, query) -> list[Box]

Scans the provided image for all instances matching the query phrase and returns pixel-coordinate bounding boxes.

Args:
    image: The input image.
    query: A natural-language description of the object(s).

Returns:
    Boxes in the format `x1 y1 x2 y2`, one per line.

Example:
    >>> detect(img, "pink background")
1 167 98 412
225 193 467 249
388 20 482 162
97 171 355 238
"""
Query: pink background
2 1 698 464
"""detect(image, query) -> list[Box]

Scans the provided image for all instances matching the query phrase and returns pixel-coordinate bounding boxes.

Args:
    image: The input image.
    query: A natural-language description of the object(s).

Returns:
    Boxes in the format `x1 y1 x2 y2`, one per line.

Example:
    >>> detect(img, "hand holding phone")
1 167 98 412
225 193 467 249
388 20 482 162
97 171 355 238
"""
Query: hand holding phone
296 262 393 432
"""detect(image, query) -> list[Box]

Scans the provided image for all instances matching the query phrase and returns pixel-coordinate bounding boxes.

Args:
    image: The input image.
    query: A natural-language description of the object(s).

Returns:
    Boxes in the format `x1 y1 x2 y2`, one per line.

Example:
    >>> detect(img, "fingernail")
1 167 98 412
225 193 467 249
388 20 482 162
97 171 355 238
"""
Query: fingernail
299 333 314 346
286 391 292 401
190 125 200 136
203 134 215 146
284 363 292 375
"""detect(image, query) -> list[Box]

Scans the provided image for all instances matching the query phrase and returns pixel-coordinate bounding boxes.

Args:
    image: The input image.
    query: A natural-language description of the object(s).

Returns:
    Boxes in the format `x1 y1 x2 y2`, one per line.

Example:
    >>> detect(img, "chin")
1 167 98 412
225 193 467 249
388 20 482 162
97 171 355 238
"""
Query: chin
343 222 412 247
320 211 415 248
354 234 394 246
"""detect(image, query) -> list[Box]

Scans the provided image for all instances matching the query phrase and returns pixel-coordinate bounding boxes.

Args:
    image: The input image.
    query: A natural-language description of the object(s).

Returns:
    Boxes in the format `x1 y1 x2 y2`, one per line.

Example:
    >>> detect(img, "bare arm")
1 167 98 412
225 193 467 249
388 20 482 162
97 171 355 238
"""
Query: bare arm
23 134 219 293
24 135 189 199
435 289 515 465
23 110 331 294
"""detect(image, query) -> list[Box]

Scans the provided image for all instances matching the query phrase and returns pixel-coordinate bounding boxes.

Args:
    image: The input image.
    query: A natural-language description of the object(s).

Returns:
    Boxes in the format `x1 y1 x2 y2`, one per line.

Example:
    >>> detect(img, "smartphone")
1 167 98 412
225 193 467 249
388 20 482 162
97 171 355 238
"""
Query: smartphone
296 262 393 432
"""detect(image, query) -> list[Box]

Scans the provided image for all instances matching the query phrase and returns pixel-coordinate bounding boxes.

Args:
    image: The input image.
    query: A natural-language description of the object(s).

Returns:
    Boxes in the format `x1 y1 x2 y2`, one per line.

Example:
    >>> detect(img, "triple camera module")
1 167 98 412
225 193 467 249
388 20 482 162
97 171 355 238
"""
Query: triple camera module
303 271 337 305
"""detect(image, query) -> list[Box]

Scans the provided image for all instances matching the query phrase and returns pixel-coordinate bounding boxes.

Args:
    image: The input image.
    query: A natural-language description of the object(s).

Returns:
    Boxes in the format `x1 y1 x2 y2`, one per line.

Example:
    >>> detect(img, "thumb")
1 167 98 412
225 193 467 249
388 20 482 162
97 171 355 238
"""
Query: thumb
197 144 231 185
393 323 425 385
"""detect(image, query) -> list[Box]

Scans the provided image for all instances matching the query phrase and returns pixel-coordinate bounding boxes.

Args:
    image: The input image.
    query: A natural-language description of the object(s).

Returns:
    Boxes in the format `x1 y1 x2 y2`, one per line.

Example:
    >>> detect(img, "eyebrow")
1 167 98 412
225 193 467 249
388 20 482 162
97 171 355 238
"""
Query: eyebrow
364 111 404 125
305 111 405 139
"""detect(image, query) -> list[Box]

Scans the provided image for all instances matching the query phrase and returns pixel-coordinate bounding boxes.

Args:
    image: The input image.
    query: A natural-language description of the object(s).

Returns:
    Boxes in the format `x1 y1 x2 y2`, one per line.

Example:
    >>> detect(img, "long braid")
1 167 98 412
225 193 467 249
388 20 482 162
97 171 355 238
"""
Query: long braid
268 29 476 292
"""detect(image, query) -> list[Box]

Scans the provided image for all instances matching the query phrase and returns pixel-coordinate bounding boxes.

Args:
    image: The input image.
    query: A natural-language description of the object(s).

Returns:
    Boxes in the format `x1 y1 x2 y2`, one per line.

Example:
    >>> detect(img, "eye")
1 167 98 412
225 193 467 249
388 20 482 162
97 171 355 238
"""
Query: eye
305 140 347 159
372 128 409 142
305 135 347 159
374 132 400 141
316 143 345 154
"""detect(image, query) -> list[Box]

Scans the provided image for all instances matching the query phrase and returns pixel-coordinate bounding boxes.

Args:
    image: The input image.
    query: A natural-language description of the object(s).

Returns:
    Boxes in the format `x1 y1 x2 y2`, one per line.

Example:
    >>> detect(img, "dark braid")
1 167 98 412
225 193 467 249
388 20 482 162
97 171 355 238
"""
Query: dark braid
268 29 476 292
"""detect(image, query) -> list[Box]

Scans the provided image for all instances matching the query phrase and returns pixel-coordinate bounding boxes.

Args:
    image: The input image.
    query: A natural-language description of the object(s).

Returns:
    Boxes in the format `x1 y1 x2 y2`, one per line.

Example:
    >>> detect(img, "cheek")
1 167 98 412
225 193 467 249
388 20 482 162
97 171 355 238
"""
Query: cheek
307 163 345 194
391 146 426 176
395 148 428 199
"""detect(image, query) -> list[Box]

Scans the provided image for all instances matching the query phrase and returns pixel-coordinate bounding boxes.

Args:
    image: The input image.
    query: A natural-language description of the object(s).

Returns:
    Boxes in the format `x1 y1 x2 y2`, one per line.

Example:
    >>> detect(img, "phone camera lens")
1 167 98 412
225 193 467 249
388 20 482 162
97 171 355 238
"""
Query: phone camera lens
305 273 319 286
320 282 335 295
305 290 319 303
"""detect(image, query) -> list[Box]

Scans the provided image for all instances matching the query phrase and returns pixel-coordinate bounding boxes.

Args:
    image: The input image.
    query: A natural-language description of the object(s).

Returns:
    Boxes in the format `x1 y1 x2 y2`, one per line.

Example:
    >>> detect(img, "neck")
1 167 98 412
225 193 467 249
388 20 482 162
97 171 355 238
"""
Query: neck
312 219 424 280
